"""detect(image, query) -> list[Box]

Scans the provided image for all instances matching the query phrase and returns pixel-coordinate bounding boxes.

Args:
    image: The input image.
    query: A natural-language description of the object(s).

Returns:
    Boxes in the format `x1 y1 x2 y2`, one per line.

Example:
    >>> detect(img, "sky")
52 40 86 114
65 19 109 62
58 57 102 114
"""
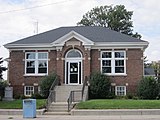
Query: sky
0 0 160 79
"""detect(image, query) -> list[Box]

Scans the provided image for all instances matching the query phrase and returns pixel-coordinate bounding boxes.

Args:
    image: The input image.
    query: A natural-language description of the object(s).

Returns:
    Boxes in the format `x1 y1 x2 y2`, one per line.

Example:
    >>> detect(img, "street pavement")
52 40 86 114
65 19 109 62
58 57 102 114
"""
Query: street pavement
1 115 160 120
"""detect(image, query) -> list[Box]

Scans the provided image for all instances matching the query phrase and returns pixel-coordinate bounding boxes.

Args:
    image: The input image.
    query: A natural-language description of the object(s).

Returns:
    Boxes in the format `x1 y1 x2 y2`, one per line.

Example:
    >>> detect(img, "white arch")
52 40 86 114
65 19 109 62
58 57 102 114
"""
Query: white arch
65 49 82 58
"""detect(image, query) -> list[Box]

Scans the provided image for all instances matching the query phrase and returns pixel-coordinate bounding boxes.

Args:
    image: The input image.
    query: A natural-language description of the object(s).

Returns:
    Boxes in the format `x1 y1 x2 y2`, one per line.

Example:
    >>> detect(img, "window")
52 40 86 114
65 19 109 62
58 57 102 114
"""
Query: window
101 51 126 75
25 52 48 75
115 86 126 96
24 86 34 96
66 49 82 58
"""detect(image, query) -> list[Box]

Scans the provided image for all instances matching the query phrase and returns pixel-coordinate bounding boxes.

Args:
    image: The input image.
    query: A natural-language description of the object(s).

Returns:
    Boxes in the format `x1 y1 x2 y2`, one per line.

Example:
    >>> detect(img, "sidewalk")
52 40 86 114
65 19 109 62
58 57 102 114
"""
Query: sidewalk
1 115 160 120
0 109 45 115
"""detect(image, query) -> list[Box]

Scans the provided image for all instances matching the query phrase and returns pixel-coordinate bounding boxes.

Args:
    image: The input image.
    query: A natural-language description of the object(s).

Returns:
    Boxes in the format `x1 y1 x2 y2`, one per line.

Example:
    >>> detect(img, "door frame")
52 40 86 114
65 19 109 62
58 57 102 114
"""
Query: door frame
65 49 83 85
66 60 82 85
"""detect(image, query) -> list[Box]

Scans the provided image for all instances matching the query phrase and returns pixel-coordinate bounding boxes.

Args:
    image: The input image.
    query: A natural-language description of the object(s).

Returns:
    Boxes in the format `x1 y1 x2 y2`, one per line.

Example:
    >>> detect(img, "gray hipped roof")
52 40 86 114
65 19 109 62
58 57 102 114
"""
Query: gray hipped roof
5 26 147 46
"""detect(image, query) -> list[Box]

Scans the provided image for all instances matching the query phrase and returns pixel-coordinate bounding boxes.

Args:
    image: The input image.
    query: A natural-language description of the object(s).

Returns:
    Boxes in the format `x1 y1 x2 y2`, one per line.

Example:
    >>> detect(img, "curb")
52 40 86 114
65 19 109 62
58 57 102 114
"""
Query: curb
0 109 45 115
71 109 160 116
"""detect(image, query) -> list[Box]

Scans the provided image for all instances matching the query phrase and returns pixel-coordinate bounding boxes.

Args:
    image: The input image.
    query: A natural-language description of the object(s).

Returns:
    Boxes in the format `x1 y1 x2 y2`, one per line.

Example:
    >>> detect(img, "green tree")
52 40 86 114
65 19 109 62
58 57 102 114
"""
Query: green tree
137 77 159 99
40 72 58 98
89 72 111 99
77 5 141 39
0 58 7 80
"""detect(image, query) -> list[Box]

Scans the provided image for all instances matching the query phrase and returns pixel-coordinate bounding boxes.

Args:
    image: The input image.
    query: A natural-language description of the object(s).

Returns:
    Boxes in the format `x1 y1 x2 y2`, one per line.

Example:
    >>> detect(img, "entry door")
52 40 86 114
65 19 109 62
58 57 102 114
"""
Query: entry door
69 62 79 84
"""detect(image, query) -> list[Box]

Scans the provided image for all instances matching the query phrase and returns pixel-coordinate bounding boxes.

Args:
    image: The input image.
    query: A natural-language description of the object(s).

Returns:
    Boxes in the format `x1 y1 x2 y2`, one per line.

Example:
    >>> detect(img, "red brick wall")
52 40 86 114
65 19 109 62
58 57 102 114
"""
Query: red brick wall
91 49 100 73
8 47 143 96
90 49 143 94
9 50 57 97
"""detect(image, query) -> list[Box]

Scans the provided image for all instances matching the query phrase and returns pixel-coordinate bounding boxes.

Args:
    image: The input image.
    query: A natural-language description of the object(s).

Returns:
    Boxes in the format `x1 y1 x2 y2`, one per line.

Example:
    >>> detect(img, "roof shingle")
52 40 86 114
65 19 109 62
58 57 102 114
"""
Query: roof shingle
5 26 147 45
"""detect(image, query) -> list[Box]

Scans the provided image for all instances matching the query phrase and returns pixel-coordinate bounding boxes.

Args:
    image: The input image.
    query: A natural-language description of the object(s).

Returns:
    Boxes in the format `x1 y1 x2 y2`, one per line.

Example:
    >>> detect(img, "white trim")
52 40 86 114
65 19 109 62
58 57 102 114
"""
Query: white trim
25 52 48 75
4 43 52 49
8 48 56 52
5 41 148 51
65 49 83 85
92 46 144 50
24 86 34 96
68 61 79 85
115 86 126 96
51 31 94 46
23 74 47 77
100 51 126 75
95 42 148 47
93 42 148 50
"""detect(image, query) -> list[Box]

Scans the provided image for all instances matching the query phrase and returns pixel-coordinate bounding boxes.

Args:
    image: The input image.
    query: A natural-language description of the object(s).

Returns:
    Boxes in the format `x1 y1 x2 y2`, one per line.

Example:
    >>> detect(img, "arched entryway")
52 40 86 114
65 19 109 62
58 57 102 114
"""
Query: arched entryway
65 49 82 85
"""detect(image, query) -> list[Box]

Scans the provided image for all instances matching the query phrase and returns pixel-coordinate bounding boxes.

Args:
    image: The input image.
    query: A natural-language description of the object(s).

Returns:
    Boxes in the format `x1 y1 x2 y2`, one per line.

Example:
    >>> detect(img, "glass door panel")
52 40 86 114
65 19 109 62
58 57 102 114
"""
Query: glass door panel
69 62 79 84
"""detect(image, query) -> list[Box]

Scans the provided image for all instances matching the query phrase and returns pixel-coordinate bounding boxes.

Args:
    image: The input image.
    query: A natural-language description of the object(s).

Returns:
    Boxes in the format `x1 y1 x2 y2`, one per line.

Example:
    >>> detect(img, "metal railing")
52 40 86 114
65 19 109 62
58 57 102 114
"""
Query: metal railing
82 76 88 100
46 76 59 110
67 90 82 112
67 76 89 112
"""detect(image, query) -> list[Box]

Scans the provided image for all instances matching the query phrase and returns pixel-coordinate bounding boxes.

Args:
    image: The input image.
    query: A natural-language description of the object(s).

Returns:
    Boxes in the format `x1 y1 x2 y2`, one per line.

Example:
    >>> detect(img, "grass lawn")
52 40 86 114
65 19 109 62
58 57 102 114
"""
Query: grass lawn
76 99 160 109
0 99 46 109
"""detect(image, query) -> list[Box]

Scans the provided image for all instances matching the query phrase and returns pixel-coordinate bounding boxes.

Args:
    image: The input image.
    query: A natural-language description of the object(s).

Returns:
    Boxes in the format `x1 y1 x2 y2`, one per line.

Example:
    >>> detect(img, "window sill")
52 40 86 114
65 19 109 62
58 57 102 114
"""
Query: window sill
24 95 32 97
24 74 48 77
104 73 127 76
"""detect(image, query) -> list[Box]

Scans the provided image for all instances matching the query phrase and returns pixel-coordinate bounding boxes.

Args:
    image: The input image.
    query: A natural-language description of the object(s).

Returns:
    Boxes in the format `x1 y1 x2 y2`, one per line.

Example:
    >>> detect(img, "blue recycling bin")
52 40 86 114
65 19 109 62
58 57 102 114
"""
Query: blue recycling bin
23 99 36 118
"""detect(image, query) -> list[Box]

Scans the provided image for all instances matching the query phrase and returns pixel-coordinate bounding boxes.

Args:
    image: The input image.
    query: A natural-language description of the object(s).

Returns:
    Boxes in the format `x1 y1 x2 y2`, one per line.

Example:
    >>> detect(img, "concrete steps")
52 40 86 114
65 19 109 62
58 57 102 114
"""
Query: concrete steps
44 111 71 115
46 85 88 115
55 85 82 102
46 102 73 115
48 102 69 112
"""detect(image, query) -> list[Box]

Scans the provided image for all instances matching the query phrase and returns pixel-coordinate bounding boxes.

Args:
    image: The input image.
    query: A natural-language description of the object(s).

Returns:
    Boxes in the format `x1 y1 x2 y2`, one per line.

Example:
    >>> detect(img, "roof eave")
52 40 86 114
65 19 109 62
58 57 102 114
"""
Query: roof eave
4 43 52 49
94 41 149 49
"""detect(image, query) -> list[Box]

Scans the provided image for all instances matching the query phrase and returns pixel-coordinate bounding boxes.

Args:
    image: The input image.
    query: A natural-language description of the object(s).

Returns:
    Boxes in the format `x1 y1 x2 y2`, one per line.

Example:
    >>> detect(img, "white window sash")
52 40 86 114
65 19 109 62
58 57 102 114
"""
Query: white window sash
115 86 126 96
101 51 126 75
25 52 48 75
24 86 34 96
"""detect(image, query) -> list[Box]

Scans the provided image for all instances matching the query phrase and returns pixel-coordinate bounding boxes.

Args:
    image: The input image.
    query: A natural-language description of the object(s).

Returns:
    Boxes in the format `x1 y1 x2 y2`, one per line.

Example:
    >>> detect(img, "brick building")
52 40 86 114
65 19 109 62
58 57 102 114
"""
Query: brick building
4 26 148 97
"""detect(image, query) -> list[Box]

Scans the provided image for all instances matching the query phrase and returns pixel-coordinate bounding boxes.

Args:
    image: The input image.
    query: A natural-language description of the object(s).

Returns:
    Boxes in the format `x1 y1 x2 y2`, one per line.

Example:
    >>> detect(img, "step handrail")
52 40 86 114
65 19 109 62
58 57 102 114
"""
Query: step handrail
67 90 82 112
67 76 89 112
82 76 88 100
67 91 73 112
46 76 59 110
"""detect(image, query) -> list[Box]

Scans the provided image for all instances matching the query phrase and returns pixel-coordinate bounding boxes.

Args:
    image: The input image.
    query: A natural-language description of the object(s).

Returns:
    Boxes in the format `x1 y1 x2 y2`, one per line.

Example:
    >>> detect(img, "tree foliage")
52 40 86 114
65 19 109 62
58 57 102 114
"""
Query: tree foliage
137 77 159 99
89 72 111 99
40 72 57 98
0 58 7 80
77 5 141 39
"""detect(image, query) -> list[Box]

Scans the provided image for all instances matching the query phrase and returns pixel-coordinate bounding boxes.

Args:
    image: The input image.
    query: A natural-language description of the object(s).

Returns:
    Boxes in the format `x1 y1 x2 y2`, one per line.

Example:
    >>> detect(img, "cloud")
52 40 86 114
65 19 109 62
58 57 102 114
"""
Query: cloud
0 0 160 79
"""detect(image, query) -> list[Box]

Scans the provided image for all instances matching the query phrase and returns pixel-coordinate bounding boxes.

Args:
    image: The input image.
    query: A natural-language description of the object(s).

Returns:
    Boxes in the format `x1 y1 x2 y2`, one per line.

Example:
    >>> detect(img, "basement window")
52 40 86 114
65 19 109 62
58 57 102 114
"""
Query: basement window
115 86 126 96
24 86 34 96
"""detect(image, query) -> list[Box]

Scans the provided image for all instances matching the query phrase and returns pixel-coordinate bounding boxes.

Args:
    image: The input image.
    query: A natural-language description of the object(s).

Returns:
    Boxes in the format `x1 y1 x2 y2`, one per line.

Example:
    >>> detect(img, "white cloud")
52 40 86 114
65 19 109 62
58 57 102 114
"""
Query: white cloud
0 0 160 79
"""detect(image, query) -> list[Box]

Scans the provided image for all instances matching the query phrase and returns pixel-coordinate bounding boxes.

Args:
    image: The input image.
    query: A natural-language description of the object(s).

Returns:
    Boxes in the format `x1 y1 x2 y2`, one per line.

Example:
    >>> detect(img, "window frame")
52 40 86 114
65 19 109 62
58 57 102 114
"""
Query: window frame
115 86 126 96
25 52 48 76
24 86 34 96
101 51 126 75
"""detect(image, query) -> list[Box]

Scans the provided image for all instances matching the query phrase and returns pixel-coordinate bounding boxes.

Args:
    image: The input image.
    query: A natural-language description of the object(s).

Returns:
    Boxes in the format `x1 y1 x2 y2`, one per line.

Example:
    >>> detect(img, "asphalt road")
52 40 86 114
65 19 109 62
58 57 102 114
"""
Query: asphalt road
1 115 160 120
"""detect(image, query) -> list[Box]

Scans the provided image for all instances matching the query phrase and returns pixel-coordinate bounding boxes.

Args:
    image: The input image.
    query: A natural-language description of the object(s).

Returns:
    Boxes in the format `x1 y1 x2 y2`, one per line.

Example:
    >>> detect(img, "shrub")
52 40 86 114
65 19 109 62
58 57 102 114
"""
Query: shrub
126 93 134 99
0 80 8 98
39 72 57 98
31 93 44 99
14 94 27 99
89 72 111 99
137 76 159 99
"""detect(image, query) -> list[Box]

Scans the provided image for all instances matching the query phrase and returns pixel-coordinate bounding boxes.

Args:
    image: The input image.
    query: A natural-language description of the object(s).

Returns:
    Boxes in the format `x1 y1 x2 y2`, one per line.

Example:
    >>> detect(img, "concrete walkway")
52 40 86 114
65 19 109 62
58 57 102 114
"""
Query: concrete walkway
1 115 160 120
